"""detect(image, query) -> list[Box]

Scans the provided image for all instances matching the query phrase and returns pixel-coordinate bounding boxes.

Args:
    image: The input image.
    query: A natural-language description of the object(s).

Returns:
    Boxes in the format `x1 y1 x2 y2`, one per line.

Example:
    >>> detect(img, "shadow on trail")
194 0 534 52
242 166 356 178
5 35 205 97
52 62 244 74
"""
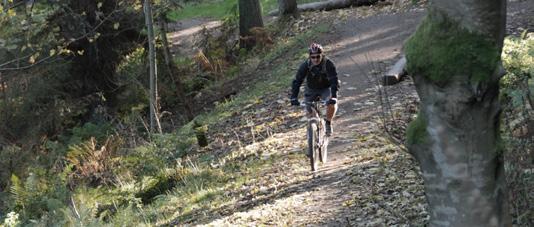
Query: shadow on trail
166 164 352 226
164 75 421 226
331 10 424 62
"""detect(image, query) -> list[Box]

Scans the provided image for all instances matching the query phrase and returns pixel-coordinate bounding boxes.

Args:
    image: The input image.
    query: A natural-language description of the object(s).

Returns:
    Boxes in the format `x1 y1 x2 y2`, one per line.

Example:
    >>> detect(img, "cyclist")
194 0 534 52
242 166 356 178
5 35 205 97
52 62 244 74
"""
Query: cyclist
290 43 339 136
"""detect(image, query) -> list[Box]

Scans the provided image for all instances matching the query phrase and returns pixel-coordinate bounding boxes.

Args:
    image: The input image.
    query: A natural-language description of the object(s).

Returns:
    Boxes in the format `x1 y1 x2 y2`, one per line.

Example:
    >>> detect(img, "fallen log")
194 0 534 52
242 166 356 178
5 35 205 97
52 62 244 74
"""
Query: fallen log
382 55 407 86
269 0 382 16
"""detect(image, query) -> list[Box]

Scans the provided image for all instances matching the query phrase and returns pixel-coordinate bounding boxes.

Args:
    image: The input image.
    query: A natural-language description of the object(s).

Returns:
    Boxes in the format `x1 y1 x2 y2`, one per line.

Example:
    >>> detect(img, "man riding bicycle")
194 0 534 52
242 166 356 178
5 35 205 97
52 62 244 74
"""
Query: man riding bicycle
290 43 339 136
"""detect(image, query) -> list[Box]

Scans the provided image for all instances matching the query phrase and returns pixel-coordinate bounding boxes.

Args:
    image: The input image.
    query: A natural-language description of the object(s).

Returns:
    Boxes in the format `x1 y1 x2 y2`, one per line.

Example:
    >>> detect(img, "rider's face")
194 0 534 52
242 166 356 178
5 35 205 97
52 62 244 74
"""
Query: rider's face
310 54 322 65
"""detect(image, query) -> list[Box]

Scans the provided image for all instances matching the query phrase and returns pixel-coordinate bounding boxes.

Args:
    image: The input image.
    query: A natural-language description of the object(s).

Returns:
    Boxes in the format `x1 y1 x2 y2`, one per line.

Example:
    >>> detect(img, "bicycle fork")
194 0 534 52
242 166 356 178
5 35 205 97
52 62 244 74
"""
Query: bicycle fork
308 117 326 149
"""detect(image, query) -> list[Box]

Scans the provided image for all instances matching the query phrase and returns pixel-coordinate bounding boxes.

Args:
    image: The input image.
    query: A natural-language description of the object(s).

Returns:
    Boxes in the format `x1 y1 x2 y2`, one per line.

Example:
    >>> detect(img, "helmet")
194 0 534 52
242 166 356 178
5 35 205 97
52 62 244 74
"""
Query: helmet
308 43 323 54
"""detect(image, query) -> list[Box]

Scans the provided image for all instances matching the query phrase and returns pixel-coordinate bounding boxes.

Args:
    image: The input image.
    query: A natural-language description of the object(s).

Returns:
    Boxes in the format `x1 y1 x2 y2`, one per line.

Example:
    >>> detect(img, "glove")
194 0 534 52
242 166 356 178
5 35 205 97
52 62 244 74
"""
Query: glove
326 98 337 105
290 98 300 106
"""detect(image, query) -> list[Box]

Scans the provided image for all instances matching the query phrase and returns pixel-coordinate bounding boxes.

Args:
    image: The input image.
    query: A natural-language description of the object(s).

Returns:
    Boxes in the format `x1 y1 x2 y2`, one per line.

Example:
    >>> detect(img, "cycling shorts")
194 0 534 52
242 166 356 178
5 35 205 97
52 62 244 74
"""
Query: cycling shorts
304 87 331 104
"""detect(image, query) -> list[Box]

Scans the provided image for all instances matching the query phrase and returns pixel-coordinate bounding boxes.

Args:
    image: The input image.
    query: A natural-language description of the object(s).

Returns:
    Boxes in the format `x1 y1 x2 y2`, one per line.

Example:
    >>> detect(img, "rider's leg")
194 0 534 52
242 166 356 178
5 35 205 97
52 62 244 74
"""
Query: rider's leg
324 103 337 136
320 88 336 136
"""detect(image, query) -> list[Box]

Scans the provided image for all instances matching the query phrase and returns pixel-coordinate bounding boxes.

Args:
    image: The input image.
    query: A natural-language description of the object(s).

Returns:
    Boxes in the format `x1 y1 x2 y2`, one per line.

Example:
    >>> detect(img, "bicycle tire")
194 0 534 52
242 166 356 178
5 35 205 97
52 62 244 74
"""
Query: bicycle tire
307 121 319 172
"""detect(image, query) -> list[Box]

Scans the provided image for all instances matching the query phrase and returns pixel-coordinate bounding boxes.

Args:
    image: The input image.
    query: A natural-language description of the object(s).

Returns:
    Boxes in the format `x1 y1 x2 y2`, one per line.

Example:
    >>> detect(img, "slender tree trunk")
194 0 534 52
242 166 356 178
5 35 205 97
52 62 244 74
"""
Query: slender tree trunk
2 0 8 12
405 0 509 226
238 0 264 49
278 0 298 18
0 73 4 104
159 15 174 78
144 0 161 133
0 73 6 121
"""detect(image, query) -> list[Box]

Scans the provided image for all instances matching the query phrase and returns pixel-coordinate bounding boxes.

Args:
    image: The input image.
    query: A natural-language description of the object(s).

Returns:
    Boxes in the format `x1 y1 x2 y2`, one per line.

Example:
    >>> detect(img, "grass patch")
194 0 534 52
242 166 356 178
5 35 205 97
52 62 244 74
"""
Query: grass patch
167 0 237 21
105 153 286 225
168 0 321 21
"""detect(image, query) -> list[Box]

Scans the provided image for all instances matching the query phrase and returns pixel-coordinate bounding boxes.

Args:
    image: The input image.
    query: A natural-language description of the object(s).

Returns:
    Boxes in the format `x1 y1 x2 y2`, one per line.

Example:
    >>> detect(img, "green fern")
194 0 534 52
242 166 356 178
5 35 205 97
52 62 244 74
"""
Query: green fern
59 195 103 227
9 175 27 210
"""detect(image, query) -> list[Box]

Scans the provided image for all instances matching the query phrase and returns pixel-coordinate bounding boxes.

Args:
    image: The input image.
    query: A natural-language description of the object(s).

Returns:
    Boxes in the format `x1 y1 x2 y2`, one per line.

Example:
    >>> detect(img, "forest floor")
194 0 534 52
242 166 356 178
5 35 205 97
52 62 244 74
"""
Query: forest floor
165 0 533 226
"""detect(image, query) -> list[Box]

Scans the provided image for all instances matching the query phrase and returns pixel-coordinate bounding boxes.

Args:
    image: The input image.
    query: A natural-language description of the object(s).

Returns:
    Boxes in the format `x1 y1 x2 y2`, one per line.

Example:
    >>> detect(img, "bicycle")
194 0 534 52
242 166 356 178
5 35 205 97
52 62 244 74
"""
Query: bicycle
303 96 329 172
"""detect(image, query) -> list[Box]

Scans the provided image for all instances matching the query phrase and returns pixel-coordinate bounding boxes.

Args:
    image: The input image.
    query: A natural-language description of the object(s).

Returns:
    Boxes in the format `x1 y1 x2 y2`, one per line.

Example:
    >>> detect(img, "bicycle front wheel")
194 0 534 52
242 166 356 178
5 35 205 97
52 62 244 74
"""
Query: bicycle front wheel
320 120 329 163
307 121 319 172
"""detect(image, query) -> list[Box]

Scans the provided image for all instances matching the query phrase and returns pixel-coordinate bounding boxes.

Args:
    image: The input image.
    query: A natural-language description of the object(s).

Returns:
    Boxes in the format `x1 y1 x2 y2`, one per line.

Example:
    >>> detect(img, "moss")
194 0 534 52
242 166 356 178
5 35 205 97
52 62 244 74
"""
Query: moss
495 133 506 155
406 111 428 145
193 120 209 147
405 12 500 84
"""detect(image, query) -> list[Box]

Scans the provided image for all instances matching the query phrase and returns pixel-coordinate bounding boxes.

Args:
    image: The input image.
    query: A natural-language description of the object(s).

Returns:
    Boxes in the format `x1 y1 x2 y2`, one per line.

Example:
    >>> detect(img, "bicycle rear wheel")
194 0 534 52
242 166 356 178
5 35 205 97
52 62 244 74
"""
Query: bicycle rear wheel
307 121 319 172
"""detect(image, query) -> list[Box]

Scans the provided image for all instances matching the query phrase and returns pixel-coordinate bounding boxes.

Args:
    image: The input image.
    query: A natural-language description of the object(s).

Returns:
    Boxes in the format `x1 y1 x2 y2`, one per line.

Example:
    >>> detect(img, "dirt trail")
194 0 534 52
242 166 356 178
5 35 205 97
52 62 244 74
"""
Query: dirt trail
167 1 533 226
322 7 424 166
167 18 223 56
285 8 426 226
189 6 430 226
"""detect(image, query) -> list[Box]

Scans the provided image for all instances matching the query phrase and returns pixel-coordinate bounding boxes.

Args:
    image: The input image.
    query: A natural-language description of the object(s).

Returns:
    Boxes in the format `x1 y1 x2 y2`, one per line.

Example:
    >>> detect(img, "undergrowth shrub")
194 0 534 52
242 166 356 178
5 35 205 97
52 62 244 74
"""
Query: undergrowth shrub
65 135 123 186
0 65 86 144
8 167 71 225
0 146 26 210
108 161 230 225
111 131 196 188
501 33 534 225
65 123 114 146
114 146 167 183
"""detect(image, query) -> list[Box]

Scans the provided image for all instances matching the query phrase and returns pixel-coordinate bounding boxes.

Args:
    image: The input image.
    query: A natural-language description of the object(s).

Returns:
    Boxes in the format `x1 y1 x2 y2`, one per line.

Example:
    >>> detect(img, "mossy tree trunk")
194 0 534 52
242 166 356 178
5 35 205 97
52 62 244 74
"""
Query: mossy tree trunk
238 0 264 50
404 0 509 226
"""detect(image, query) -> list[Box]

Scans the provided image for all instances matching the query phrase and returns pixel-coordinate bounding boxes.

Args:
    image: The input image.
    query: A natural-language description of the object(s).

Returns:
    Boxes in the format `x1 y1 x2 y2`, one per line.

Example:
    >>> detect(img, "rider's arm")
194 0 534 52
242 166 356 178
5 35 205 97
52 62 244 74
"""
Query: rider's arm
291 62 308 99
326 60 339 98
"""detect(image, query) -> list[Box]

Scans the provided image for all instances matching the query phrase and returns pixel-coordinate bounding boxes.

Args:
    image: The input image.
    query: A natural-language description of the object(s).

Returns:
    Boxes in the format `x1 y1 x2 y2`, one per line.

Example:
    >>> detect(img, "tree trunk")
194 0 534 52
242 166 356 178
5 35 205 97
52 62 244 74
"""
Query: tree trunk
2 0 8 12
278 0 298 18
0 73 5 104
159 15 174 78
238 0 264 50
144 0 161 133
0 73 6 121
404 0 509 226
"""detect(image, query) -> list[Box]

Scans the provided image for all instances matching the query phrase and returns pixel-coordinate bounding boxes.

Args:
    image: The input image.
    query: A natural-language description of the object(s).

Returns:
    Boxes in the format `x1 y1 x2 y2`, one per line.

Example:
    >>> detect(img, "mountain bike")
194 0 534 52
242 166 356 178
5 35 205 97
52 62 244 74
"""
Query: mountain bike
304 97 329 172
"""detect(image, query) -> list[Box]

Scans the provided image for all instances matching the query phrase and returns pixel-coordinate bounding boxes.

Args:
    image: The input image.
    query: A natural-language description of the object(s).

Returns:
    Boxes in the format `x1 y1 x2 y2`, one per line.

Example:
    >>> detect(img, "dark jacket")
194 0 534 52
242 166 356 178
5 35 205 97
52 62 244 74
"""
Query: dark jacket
291 57 339 99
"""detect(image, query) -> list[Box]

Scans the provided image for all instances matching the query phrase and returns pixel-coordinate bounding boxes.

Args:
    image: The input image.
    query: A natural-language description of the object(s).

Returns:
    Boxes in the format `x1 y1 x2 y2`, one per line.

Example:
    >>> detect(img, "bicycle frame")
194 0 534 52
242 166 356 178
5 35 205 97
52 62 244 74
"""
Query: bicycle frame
305 98 328 171
310 103 327 150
